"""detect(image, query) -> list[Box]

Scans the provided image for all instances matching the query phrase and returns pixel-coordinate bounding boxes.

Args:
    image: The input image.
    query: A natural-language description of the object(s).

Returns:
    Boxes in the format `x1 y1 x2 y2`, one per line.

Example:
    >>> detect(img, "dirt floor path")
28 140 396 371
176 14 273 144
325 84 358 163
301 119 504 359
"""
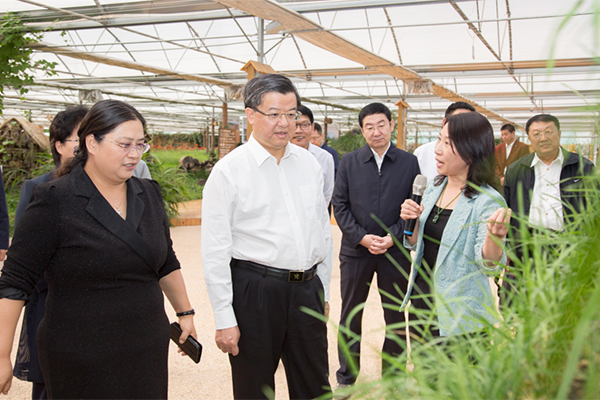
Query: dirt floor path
6 224 387 399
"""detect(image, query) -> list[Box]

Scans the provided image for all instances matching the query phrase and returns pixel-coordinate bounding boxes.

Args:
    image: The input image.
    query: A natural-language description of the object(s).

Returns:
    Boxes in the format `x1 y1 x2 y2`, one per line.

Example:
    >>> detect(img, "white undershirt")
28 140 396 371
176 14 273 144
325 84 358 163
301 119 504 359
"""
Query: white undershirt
370 142 391 172
529 150 564 231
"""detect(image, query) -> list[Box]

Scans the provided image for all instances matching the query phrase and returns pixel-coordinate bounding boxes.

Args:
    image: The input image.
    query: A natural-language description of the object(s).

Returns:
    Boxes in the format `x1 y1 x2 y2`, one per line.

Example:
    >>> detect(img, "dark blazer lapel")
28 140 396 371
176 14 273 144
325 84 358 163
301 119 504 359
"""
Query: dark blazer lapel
71 166 158 272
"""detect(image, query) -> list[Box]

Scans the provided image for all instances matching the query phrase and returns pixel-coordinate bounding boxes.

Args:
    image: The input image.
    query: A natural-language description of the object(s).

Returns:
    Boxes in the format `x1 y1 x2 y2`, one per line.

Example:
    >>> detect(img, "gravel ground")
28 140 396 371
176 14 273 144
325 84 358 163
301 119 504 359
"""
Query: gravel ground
5 224 387 399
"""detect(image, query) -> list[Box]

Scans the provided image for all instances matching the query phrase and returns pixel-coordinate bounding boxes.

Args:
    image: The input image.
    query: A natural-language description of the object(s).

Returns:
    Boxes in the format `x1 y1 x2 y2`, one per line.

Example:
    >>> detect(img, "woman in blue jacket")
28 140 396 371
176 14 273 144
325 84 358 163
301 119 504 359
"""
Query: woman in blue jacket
400 112 511 341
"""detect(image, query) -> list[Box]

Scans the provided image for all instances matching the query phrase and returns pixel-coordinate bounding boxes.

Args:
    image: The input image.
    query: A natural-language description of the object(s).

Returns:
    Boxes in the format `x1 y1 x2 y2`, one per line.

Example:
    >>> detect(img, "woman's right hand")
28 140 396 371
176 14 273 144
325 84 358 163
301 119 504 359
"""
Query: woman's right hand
0 357 13 395
400 198 424 222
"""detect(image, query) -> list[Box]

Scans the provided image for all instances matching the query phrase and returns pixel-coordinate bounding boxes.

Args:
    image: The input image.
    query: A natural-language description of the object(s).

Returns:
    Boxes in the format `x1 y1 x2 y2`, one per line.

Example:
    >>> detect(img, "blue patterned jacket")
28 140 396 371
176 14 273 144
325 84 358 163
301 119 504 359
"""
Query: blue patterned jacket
401 178 507 336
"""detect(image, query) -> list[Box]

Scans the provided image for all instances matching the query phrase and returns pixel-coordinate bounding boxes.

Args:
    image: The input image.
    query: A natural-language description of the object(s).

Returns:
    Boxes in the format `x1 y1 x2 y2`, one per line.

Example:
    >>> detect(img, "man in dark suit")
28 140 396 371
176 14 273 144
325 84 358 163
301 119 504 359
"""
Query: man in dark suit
495 123 530 186
311 122 339 176
332 102 420 390
0 166 9 262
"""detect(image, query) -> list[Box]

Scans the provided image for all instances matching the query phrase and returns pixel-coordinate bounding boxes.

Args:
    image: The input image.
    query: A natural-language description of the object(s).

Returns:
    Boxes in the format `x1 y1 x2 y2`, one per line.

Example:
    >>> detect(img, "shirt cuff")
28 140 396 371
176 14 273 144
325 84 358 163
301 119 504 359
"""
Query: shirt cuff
213 307 238 330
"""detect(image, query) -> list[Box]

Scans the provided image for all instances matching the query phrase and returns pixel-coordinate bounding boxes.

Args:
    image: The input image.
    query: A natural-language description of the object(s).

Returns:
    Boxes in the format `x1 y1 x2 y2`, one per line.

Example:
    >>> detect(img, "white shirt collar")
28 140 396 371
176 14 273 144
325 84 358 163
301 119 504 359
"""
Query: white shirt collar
530 147 563 168
247 136 295 167
370 142 391 170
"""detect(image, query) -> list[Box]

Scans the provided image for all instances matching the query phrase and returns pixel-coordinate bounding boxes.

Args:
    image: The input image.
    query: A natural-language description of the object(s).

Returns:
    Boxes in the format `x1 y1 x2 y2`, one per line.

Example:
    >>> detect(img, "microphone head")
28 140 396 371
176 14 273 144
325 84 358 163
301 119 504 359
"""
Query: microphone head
412 174 428 196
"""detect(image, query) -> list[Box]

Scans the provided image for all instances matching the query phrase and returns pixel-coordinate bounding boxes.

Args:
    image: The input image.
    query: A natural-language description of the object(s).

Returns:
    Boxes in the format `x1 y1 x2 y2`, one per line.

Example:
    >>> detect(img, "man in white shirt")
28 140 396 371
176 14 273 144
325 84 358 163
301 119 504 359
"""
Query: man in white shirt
413 101 475 181
201 74 333 400
504 114 594 258
290 105 335 204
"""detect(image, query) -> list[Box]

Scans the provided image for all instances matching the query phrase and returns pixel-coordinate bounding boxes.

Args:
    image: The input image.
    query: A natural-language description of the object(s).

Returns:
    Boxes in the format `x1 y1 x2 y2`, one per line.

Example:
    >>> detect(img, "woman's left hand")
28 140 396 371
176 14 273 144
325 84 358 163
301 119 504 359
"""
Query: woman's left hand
486 207 512 238
176 315 198 355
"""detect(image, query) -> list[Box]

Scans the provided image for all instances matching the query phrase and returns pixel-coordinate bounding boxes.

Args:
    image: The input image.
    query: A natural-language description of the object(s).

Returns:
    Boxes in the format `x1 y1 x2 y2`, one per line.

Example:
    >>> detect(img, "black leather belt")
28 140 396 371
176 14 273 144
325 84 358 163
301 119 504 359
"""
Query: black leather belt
231 259 318 282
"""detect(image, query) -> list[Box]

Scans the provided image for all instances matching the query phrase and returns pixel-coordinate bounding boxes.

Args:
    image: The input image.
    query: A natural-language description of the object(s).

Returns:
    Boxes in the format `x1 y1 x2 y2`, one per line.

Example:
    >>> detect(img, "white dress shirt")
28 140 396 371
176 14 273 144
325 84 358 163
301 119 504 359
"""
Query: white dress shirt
307 142 335 204
503 140 515 174
413 141 438 181
370 142 391 172
529 150 564 230
201 137 333 330
505 140 515 159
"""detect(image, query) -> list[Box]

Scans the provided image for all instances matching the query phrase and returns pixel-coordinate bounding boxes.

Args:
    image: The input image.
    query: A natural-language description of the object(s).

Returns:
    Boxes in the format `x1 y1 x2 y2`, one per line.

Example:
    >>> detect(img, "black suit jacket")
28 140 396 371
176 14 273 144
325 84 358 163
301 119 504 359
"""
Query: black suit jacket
15 171 54 227
332 143 420 258
0 167 9 250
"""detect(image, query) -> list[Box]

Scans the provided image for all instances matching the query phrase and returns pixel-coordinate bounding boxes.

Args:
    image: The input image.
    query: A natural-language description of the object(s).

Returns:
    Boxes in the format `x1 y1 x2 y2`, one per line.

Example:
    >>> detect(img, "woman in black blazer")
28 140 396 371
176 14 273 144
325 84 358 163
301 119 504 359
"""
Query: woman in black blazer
0 100 197 399
13 105 87 400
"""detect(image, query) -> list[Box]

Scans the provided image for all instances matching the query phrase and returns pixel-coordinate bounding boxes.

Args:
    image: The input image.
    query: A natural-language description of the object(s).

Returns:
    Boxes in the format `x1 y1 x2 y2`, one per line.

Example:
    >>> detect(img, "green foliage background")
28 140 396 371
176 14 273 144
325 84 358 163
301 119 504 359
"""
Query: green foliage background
0 13 57 114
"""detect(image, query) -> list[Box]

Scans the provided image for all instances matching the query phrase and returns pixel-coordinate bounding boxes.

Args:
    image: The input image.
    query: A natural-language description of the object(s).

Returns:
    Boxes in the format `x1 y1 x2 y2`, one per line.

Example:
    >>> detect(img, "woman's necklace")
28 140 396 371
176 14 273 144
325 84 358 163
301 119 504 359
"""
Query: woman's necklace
432 185 461 224
112 192 126 218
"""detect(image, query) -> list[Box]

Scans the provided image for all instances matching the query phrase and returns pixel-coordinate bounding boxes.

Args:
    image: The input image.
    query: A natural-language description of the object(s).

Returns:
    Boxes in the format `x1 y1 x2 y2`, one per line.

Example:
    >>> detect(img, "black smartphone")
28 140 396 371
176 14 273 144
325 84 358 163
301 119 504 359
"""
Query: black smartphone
170 322 202 364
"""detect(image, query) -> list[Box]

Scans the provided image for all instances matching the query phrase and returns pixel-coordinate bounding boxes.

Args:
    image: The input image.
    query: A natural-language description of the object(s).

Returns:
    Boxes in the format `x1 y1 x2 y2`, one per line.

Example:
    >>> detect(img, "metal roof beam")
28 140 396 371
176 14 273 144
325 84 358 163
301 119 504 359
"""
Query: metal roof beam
29 41 235 88
214 0 517 126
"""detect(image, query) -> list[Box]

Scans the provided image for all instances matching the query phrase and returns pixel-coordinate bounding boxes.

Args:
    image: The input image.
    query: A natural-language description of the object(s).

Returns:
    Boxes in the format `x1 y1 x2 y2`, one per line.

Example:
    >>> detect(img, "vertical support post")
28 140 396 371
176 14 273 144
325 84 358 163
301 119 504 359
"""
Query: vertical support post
258 18 264 64
395 100 409 150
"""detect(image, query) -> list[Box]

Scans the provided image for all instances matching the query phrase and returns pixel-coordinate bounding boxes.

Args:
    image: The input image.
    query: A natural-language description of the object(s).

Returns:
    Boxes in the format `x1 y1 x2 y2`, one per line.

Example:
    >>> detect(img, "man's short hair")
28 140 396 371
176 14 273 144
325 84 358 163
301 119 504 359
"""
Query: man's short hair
501 123 515 133
358 103 392 127
313 122 322 134
444 101 476 118
244 73 301 110
525 114 560 133
297 105 314 124
50 105 89 166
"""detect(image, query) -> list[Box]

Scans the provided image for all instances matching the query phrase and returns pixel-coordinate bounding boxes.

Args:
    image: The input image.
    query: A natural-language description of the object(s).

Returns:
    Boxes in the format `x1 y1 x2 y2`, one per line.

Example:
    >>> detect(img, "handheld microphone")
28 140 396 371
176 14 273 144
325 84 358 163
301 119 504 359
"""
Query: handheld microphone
403 174 428 236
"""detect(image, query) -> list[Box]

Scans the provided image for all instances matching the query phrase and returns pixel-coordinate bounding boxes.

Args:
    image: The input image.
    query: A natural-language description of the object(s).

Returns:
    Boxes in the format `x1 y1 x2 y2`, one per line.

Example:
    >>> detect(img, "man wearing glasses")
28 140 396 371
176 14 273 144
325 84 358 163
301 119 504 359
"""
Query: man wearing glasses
291 105 335 204
201 74 332 399
332 102 420 391
504 114 594 257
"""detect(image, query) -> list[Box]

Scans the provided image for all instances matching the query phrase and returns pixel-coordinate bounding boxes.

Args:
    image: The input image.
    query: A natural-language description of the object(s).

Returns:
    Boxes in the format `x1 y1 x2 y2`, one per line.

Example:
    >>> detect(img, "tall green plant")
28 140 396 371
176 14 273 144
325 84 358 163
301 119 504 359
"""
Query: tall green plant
0 13 57 114
145 154 190 224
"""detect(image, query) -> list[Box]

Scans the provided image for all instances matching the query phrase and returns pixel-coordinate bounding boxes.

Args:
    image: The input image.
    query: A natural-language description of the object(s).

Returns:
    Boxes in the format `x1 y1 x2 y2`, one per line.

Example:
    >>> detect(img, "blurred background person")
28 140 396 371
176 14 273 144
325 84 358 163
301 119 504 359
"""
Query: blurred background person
413 102 475 181
133 159 152 179
400 112 510 345
12 105 88 400
0 100 197 399
494 123 530 186
290 105 335 205
311 122 339 177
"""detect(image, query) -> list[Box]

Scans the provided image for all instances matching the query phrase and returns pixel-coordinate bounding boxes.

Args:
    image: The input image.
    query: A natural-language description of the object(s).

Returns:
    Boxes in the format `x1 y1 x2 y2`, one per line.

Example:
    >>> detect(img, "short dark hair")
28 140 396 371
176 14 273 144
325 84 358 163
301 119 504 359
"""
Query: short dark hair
49 105 88 166
243 74 301 110
435 112 499 198
313 122 322 135
358 103 392 127
444 101 476 119
525 114 560 133
57 100 146 177
297 105 314 124
500 123 515 133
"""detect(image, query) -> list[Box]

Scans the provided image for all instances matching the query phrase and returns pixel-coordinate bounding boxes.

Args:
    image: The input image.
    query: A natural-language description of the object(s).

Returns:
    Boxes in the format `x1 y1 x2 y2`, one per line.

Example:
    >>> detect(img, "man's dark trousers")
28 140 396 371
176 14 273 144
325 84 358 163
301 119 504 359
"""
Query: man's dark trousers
337 253 410 384
229 262 330 399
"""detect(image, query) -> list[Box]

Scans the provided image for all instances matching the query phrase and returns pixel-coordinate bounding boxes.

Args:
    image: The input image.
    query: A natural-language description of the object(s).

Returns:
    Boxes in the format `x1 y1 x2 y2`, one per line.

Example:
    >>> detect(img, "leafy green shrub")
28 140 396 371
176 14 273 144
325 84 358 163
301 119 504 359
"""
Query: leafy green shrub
0 13 57 114
145 154 190 224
